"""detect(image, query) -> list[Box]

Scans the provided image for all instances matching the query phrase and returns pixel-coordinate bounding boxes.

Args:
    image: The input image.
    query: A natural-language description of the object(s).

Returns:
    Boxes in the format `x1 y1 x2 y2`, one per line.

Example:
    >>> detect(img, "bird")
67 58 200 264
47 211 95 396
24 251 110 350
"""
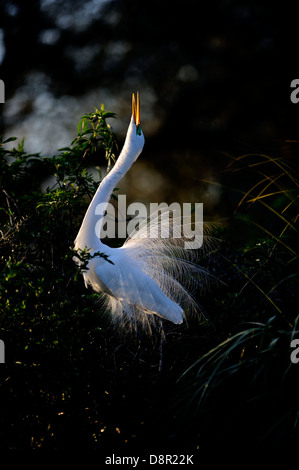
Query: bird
74 93 210 331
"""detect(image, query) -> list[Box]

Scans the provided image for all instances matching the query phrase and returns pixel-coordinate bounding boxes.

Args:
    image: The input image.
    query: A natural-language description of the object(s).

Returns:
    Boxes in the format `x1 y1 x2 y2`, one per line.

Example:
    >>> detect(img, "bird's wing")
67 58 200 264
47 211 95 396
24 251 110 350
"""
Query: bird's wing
92 250 184 324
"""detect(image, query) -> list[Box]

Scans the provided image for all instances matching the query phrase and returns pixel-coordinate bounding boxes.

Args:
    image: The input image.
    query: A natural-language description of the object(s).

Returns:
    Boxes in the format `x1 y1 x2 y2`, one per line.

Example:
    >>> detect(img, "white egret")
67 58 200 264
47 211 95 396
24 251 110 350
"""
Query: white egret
74 93 209 331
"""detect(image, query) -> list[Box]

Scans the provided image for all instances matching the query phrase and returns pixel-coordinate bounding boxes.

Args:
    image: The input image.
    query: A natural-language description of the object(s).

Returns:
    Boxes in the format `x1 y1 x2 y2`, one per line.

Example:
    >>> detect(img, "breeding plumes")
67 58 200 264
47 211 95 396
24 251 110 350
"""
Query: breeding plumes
74 93 211 331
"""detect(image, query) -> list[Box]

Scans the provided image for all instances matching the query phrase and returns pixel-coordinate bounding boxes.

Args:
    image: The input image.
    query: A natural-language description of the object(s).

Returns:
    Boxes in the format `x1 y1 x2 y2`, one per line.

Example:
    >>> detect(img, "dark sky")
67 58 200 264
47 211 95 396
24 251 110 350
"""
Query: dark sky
0 0 298 213
0 0 297 139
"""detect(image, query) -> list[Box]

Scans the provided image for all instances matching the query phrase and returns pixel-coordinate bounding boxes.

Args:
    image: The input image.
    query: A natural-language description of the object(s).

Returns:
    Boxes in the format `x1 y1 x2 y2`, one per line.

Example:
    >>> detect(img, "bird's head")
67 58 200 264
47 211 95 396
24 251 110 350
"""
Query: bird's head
124 92 145 161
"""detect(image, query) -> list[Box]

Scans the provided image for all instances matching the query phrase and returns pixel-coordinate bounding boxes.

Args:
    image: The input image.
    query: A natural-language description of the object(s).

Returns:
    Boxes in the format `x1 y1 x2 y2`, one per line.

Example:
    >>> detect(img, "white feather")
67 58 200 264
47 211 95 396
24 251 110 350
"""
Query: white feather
74 97 212 331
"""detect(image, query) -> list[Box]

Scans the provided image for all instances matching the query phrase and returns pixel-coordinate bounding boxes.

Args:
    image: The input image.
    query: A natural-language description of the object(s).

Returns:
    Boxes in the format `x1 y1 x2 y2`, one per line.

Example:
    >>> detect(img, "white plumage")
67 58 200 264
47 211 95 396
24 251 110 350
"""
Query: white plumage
74 93 209 331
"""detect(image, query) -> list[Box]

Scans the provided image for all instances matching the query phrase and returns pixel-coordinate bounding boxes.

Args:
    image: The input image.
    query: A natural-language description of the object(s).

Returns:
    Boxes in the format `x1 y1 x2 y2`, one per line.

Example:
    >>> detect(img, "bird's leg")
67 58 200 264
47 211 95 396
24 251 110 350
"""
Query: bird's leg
158 319 165 373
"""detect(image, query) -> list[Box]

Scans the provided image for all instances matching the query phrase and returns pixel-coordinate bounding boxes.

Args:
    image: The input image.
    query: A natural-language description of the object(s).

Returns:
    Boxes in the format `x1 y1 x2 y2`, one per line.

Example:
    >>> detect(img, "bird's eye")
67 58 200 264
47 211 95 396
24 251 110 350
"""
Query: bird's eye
136 124 142 136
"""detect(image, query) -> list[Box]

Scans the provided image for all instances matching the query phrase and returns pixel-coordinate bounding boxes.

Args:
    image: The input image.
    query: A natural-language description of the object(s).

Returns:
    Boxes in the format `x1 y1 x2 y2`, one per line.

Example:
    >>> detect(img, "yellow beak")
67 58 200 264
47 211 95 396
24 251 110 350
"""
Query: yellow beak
132 92 140 127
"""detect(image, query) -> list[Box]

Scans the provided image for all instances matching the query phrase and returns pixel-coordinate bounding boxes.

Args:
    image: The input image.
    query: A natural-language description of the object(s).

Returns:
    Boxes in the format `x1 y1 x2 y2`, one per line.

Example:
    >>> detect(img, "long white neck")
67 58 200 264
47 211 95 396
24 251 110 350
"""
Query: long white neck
74 116 144 253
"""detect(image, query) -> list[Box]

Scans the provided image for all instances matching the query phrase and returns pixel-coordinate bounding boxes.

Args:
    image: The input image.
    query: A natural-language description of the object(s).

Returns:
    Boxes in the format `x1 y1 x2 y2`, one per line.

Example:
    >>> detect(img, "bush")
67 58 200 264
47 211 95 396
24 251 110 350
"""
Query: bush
175 153 299 453
0 108 298 455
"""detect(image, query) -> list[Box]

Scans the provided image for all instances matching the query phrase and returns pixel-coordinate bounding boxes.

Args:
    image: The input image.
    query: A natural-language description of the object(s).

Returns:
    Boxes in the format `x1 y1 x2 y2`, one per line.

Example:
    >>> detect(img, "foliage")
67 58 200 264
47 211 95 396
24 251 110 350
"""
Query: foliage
176 316 299 450
176 153 299 452
0 106 117 332
0 107 298 455
0 107 123 449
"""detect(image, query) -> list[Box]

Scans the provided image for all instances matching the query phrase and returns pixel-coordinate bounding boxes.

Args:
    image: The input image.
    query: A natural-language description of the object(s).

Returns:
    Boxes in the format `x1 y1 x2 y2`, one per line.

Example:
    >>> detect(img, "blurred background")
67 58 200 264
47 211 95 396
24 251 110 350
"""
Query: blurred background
0 0 298 218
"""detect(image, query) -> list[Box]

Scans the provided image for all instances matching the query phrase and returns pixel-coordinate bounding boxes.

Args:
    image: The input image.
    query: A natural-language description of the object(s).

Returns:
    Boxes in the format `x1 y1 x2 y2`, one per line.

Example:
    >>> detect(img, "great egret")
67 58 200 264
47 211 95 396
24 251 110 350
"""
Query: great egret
74 93 209 330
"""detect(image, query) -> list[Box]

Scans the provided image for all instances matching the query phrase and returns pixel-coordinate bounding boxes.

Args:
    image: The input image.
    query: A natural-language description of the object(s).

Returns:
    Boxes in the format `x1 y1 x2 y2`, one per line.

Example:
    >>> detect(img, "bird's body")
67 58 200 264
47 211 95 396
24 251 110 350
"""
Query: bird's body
84 244 184 324
74 93 207 330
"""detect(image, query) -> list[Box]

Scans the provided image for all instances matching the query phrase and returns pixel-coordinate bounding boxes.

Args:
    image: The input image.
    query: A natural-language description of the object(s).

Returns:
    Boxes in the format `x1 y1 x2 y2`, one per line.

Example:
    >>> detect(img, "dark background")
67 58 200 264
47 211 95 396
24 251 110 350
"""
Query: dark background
0 0 298 458
0 0 298 218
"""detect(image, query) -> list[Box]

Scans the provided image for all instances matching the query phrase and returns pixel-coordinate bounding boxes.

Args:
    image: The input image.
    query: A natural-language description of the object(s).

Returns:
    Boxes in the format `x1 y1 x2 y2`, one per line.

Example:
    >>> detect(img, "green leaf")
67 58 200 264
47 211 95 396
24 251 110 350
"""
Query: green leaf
3 137 17 144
